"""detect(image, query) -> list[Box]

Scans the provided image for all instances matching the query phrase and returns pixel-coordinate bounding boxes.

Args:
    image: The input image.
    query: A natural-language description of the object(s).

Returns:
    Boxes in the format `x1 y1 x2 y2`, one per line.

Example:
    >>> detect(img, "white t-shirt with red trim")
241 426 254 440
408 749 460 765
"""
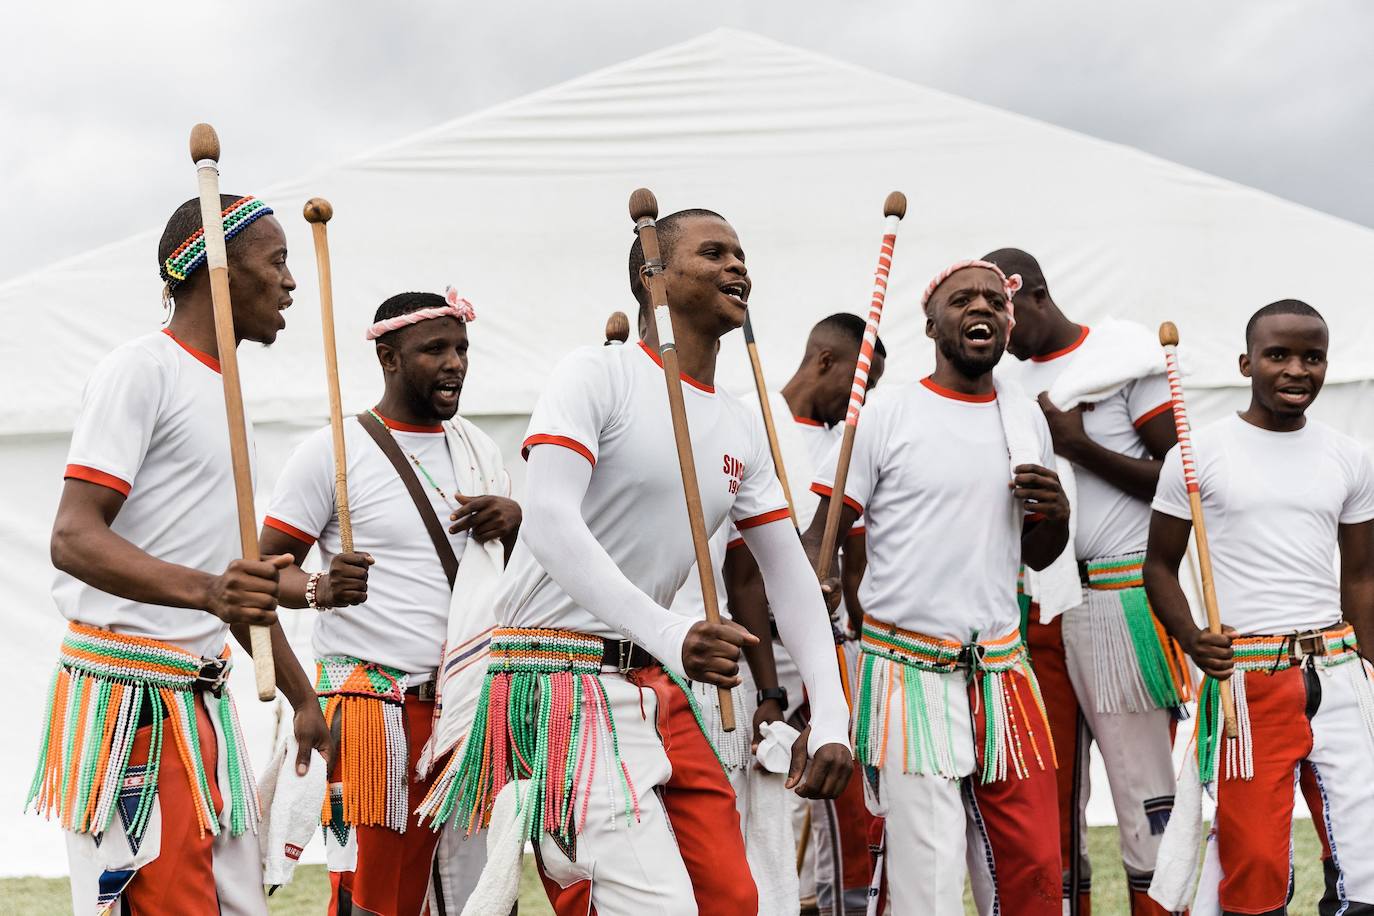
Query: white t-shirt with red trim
811 378 1054 642
1152 413 1374 635
265 414 496 677
1003 325 1172 560
500 341 789 642
53 329 253 657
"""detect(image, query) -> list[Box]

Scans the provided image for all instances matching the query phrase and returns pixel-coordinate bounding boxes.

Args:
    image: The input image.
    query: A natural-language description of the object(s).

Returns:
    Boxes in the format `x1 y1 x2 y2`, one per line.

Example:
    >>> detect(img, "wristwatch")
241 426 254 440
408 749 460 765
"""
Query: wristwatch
756 686 789 711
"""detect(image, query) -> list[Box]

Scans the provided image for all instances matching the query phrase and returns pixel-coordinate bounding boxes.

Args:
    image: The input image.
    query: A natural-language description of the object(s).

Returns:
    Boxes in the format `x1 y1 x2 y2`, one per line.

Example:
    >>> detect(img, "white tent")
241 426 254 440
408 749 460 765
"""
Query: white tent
4 28 1372 877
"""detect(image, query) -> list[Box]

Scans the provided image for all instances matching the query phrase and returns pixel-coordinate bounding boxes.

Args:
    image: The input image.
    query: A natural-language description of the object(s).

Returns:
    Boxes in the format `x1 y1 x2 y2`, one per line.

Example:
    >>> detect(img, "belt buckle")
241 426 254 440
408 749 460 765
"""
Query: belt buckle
196 656 231 697
416 679 437 702
1292 631 1327 663
616 639 635 675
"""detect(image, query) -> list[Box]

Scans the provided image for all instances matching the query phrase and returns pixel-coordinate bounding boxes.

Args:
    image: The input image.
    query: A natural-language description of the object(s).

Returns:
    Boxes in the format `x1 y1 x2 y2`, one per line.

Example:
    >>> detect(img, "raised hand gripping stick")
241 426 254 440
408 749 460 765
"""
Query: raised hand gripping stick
1159 321 1238 738
629 188 736 732
815 192 907 582
189 123 275 701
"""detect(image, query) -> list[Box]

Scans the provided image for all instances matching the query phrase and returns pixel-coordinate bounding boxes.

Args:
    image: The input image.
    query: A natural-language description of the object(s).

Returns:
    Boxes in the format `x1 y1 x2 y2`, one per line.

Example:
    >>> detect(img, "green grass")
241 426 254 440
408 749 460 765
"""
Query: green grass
0 825 1327 915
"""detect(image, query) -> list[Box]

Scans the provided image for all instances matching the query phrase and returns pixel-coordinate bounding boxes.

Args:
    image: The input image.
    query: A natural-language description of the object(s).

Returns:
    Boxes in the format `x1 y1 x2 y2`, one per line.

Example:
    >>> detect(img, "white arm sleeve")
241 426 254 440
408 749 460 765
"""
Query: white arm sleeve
522 442 695 677
741 520 852 755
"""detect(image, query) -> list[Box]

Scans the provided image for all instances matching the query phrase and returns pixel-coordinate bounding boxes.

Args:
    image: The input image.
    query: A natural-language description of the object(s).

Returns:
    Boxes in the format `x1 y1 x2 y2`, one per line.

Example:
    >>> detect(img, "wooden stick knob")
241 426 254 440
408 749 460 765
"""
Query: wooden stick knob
189 123 221 163
605 311 630 344
884 191 908 219
629 188 659 223
1159 321 1180 346
303 198 334 224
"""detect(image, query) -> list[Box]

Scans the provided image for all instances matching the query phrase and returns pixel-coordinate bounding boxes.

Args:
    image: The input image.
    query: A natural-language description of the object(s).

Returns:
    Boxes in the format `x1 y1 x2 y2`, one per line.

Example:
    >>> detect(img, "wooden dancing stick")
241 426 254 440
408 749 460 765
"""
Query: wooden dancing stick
742 313 797 526
629 188 736 732
304 198 353 553
604 310 630 346
1159 321 1238 738
189 123 275 701
815 191 907 582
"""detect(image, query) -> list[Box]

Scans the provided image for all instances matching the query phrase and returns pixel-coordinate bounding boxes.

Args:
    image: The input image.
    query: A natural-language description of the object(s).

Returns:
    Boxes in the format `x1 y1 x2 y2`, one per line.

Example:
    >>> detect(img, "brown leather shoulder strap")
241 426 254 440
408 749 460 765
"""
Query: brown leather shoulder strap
357 411 459 589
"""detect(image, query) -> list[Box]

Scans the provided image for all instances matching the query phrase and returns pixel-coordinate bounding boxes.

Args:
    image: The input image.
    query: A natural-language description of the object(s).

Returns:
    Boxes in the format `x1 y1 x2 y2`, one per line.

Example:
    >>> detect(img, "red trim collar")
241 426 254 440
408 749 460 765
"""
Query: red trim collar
373 410 444 433
1032 325 1090 362
162 328 220 373
637 342 715 394
792 415 823 427
920 377 996 403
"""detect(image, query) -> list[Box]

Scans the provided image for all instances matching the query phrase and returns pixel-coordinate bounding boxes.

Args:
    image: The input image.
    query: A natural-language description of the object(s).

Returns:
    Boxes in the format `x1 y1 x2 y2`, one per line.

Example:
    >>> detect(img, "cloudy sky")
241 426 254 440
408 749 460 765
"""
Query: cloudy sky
2 1 1370 282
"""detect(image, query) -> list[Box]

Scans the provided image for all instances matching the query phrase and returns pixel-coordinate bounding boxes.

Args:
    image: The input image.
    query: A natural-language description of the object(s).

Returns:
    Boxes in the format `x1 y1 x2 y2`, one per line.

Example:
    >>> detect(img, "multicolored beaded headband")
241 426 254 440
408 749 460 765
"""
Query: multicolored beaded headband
365 286 478 341
920 259 1023 328
160 196 274 290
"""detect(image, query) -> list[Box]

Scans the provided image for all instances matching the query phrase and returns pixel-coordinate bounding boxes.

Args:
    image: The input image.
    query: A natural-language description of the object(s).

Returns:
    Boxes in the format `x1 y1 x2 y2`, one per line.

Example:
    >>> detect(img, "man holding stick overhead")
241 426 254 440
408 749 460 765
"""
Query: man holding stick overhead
262 288 518 915
1144 301 1374 915
431 203 852 915
28 191 321 915
985 247 1186 915
807 260 1069 915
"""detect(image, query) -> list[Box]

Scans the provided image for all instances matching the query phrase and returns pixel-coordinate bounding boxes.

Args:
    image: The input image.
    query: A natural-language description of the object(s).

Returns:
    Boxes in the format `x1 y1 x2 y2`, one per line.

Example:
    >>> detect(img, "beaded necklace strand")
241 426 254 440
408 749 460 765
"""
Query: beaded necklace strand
369 409 456 511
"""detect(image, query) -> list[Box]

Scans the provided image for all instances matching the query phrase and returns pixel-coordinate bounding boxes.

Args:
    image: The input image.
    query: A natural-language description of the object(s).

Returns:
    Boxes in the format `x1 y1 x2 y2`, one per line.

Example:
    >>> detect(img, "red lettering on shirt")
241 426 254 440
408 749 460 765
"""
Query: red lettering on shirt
723 454 744 495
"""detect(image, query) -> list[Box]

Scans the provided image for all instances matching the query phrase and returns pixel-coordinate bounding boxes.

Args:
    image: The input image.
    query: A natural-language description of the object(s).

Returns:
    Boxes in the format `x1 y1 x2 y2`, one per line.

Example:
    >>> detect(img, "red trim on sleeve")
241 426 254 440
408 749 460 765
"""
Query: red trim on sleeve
64 464 131 497
637 341 715 394
1031 325 1090 362
810 482 864 516
847 525 866 539
522 434 596 467
161 328 221 373
264 516 317 546
735 507 792 530
920 377 996 403
1133 401 1173 429
727 537 746 550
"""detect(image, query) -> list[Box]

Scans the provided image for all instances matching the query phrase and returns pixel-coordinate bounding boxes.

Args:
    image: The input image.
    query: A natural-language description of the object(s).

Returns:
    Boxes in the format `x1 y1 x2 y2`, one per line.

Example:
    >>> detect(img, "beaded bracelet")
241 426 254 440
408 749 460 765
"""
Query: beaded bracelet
306 572 328 611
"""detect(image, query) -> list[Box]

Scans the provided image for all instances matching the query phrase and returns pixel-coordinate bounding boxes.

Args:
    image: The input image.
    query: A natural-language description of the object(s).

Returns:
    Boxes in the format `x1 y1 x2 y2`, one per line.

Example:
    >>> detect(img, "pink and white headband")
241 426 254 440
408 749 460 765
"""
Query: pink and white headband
920 259 1023 327
365 286 477 341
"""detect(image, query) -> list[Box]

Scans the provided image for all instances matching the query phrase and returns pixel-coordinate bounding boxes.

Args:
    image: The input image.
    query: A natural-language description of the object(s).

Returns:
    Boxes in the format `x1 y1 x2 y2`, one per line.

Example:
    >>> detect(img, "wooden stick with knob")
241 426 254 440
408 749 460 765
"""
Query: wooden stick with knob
303 198 353 554
189 123 275 701
604 310 630 346
629 188 736 732
742 313 798 526
815 191 907 584
1159 321 1238 738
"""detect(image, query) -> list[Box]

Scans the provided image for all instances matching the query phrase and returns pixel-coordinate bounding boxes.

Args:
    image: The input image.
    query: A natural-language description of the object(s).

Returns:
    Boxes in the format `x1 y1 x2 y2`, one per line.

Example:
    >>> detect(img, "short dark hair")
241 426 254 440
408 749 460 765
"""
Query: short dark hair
627 209 727 307
981 248 1047 293
813 312 886 358
1244 299 1327 347
157 194 250 282
372 291 448 345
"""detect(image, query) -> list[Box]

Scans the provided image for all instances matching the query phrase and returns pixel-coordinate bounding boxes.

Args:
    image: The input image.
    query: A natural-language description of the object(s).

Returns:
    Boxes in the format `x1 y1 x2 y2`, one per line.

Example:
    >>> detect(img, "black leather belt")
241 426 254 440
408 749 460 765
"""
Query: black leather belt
404 680 438 701
192 657 232 696
601 638 658 673
1077 560 1091 586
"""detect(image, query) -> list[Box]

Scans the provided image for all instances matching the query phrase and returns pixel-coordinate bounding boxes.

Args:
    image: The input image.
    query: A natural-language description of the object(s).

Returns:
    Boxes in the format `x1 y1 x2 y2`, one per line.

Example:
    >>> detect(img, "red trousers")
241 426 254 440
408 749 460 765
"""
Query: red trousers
329 695 446 916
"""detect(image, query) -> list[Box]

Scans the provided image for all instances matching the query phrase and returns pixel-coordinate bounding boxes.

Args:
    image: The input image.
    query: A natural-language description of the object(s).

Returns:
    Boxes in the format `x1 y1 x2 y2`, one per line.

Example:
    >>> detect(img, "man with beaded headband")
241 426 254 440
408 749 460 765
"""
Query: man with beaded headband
1145 301 1374 915
985 247 1186 915
28 194 327 915
261 289 519 914
423 207 854 915
806 259 1070 914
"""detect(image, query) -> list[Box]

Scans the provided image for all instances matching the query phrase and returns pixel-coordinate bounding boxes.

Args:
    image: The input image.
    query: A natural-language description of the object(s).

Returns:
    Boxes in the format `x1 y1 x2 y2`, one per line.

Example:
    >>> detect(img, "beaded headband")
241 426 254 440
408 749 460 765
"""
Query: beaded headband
161 196 274 290
920 259 1023 328
365 286 477 341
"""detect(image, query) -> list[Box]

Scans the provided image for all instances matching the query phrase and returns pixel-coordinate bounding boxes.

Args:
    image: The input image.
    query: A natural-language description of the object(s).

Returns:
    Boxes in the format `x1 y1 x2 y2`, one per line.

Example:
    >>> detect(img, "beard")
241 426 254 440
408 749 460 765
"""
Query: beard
937 334 1003 378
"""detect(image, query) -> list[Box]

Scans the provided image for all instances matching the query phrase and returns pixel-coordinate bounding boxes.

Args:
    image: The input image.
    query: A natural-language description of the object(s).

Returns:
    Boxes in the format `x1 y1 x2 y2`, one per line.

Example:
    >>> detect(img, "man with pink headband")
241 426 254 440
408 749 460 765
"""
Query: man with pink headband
985 248 1185 915
807 259 1069 914
261 289 519 914
30 194 316 915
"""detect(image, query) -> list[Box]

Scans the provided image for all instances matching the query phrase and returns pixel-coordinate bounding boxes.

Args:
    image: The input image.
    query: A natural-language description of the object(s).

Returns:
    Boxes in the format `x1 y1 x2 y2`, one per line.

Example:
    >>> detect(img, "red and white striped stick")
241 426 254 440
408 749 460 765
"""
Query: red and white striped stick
815 191 907 582
1160 321 1238 738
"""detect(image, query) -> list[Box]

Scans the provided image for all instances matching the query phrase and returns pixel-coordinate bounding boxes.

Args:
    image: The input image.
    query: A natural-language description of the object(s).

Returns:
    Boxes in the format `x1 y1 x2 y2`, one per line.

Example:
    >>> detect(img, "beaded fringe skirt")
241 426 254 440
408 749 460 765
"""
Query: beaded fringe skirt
315 655 411 833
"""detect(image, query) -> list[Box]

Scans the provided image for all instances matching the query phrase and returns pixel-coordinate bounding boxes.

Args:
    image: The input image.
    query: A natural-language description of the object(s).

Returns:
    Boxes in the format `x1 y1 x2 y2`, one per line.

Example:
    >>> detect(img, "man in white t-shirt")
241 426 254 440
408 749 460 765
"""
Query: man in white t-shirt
1145 300 1374 915
29 194 319 916
261 290 518 915
434 208 853 916
985 248 1185 915
807 260 1070 915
